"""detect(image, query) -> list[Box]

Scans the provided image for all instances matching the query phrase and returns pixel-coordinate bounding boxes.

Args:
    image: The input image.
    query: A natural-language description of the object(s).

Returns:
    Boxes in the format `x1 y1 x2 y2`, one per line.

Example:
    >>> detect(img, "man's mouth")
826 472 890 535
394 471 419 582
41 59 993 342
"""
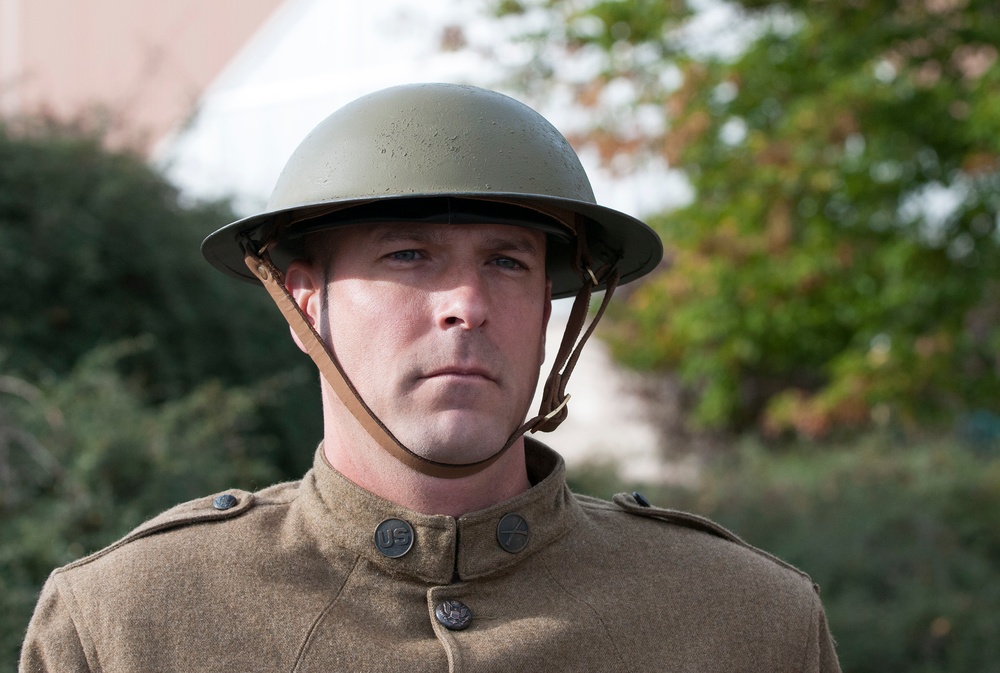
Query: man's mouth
422 367 496 383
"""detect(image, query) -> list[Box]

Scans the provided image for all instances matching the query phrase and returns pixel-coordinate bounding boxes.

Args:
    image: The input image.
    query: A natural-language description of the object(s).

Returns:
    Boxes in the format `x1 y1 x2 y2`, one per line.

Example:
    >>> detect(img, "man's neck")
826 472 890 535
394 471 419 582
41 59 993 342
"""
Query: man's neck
322 428 532 519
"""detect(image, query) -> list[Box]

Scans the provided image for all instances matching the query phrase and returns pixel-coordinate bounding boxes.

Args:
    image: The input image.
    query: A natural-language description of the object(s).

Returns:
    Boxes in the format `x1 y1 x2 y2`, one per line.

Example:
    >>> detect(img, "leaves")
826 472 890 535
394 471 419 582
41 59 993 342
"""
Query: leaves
0 120 323 669
492 0 1000 437
566 432 1000 673
0 345 283 665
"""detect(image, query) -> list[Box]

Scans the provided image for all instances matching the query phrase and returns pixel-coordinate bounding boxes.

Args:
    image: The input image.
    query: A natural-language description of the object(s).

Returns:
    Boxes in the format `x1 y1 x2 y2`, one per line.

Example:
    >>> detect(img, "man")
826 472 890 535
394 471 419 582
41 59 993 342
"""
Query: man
21 83 840 671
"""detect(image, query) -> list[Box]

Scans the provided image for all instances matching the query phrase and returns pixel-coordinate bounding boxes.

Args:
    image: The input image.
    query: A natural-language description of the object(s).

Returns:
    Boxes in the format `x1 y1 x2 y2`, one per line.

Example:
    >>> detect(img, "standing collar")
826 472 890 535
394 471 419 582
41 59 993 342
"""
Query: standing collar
297 439 580 584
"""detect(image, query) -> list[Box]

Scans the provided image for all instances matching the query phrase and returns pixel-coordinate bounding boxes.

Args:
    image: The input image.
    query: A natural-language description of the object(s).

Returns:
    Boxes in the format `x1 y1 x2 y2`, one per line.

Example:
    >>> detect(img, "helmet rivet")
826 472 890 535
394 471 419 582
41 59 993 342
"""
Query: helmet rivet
256 264 270 281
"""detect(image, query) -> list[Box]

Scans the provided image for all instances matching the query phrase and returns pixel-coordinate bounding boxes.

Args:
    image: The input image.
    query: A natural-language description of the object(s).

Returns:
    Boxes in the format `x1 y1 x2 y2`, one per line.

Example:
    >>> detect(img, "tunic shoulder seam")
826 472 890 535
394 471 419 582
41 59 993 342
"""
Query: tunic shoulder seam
581 492 817 588
57 482 300 573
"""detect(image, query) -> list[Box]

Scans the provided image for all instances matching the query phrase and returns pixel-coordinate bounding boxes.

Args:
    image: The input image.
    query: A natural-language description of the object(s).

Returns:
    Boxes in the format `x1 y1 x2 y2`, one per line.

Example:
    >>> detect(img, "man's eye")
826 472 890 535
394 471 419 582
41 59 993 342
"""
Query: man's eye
388 250 421 262
493 256 525 271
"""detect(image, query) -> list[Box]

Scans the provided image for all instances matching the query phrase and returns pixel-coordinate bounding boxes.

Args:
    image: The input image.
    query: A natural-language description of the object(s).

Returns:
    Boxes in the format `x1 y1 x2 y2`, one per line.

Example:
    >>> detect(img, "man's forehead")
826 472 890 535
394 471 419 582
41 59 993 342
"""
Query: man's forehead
358 222 547 253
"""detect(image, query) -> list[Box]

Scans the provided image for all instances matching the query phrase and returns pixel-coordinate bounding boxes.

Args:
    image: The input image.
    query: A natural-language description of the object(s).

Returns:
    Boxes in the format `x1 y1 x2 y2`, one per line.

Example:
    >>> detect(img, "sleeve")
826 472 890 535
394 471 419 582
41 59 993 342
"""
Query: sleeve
19 574 94 673
803 590 841 673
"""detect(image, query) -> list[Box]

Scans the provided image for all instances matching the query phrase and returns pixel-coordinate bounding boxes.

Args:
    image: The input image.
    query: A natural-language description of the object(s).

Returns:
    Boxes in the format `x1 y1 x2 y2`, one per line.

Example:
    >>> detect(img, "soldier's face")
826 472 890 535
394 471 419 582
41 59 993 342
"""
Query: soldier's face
313 222 551 465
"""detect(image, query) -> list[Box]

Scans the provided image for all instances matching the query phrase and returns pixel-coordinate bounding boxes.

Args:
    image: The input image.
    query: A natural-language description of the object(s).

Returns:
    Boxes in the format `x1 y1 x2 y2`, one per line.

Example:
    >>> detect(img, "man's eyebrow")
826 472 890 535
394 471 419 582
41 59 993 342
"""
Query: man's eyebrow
371 226 442 245
482 236 542 256
371 226 543 255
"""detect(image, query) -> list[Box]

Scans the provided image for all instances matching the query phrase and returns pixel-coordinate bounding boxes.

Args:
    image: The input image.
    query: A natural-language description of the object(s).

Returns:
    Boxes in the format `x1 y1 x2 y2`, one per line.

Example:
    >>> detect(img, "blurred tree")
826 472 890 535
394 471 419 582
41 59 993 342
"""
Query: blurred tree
0 119 321 475
491 0 1000 438
689 437 1000 673
563 434 1000 673
0 342 284 669
0 119 326 668
684 436 1000 673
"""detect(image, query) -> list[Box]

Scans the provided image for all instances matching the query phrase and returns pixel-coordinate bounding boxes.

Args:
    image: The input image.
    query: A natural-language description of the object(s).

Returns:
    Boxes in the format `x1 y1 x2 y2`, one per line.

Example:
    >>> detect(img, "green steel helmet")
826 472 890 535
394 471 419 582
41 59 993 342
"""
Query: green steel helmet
201 82 662 298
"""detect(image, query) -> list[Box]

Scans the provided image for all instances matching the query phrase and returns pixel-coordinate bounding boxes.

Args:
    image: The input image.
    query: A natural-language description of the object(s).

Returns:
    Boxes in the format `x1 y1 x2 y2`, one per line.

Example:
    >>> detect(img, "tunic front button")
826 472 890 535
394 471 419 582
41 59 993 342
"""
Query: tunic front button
435 600 473 631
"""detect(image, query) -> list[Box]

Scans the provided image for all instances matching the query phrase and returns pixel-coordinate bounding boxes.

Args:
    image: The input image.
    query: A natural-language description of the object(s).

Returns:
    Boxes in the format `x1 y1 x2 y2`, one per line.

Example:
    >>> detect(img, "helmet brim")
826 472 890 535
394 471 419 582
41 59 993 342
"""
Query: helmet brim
202 192 662 300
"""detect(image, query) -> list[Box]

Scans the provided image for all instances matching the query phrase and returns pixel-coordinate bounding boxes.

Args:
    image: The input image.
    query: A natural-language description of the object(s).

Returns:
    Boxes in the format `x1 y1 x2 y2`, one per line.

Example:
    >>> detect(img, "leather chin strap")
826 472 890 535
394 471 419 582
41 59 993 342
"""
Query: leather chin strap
242 219 621 479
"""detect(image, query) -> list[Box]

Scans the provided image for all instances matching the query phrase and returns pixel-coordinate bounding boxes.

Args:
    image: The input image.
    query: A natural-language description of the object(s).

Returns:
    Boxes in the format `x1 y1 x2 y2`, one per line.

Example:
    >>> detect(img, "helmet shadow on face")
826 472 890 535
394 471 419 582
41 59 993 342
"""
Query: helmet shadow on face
202 83 662 299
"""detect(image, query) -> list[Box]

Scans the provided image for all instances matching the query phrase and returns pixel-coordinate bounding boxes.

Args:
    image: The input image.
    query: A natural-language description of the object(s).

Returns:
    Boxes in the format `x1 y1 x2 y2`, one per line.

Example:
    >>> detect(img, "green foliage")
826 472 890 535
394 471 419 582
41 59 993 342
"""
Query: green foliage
567 434 1000 673
0 343 284 668
0 120 323 668
701 440 1000 672
4 121 251 386
0 119 320 472
492 0 1000 437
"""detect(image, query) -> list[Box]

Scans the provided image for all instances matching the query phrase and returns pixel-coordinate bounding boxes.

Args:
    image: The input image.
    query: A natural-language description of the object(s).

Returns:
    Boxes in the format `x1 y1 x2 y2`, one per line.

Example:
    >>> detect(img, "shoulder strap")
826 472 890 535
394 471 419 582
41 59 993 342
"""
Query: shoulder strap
63 490 256 570
611 492 814 583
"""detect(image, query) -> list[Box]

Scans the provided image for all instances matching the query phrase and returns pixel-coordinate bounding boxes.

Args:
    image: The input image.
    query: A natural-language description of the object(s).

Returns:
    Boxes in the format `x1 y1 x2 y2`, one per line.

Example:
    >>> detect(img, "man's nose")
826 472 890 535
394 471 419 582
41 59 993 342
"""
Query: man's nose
435 269 489 330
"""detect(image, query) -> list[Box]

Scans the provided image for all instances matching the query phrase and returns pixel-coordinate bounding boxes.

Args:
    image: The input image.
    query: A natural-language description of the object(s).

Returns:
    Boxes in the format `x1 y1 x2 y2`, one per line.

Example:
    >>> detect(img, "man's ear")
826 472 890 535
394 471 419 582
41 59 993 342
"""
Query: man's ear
540 278 553 366
284 259 323 354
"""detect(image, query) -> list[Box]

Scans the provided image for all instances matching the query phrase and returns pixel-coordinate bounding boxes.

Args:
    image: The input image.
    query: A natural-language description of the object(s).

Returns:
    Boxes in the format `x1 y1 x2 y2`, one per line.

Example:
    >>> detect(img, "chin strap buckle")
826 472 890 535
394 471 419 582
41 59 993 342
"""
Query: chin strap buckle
540 394 571 424
529 258 621 435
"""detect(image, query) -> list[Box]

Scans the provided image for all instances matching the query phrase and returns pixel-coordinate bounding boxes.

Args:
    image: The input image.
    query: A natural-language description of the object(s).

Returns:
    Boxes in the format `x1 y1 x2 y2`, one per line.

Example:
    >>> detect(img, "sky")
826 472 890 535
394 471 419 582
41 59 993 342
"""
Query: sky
156 0 686 222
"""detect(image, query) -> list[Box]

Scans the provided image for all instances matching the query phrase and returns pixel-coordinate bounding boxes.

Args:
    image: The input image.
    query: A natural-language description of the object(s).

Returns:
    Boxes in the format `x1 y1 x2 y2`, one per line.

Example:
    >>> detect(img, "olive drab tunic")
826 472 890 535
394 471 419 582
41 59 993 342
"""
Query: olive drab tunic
20 442 841 672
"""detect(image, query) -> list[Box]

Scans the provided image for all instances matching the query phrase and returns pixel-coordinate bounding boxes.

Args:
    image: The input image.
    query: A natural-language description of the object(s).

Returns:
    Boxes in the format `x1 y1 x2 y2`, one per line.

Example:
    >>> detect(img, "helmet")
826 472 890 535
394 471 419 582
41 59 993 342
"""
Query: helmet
202 83 662 299
200 83 663 479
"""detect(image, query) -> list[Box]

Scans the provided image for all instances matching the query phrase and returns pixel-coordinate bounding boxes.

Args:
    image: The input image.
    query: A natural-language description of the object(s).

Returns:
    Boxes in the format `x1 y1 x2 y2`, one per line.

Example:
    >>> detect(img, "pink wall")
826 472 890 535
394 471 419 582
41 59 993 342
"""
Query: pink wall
0 0 284 151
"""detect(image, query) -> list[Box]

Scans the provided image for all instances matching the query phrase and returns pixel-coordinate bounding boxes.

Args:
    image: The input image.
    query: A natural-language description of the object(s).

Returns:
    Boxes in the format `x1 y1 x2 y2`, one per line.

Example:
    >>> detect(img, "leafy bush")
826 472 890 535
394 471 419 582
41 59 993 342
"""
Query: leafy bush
0 120 324 669
568 435 1000 673
0 120 321 475
493 0 1000 437
0 343 285 669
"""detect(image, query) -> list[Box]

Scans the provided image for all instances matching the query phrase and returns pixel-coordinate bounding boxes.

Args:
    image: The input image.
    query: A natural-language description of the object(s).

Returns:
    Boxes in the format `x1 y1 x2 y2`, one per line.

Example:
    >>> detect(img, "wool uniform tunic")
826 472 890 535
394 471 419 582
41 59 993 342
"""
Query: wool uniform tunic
20 442 840 672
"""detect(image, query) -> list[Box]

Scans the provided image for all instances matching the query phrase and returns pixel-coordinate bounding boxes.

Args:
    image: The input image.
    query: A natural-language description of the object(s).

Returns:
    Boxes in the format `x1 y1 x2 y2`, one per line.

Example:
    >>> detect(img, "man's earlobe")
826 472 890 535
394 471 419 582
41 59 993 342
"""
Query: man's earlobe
284 260 322 353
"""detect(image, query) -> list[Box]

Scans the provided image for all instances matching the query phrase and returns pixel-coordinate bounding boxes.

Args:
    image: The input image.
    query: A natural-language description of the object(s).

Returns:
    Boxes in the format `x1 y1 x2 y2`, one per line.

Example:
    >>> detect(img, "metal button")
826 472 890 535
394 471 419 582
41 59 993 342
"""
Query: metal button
435 600 472 631
374 518 414 558
213 494 238 511
632 491 652 507
496 513 529 553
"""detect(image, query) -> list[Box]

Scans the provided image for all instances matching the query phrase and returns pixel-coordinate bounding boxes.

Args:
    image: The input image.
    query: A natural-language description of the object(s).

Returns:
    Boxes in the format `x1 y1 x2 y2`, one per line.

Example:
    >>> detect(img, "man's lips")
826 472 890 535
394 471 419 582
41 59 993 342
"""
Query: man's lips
420 367 497 383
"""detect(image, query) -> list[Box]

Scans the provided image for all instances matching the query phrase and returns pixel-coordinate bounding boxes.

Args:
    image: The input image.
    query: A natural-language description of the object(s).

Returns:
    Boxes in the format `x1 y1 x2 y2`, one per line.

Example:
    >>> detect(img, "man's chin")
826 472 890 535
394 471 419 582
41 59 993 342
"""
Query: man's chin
395 413 522 467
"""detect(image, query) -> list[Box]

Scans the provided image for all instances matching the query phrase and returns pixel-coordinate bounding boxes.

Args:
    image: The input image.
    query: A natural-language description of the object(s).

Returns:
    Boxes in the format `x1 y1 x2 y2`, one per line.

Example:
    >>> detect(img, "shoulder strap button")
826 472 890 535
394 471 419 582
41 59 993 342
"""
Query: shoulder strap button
632 491 652 507
213 493 239 511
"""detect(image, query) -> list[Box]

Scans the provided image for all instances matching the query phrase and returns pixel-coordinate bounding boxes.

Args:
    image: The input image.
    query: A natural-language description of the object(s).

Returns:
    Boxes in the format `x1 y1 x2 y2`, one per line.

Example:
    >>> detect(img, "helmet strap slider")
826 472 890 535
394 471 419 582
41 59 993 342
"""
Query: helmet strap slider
539 394 572 424
531 256 621 434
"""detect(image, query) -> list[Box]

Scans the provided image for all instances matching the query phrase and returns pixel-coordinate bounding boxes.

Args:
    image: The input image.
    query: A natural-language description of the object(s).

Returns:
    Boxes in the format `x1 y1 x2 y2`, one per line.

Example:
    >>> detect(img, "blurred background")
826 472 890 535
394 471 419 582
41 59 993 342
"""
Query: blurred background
2 0 999 670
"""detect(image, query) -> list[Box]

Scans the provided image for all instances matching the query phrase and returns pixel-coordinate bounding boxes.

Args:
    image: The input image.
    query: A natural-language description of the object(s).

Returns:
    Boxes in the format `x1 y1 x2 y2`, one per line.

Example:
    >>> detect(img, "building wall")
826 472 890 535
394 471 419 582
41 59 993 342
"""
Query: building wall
0 0 283 150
